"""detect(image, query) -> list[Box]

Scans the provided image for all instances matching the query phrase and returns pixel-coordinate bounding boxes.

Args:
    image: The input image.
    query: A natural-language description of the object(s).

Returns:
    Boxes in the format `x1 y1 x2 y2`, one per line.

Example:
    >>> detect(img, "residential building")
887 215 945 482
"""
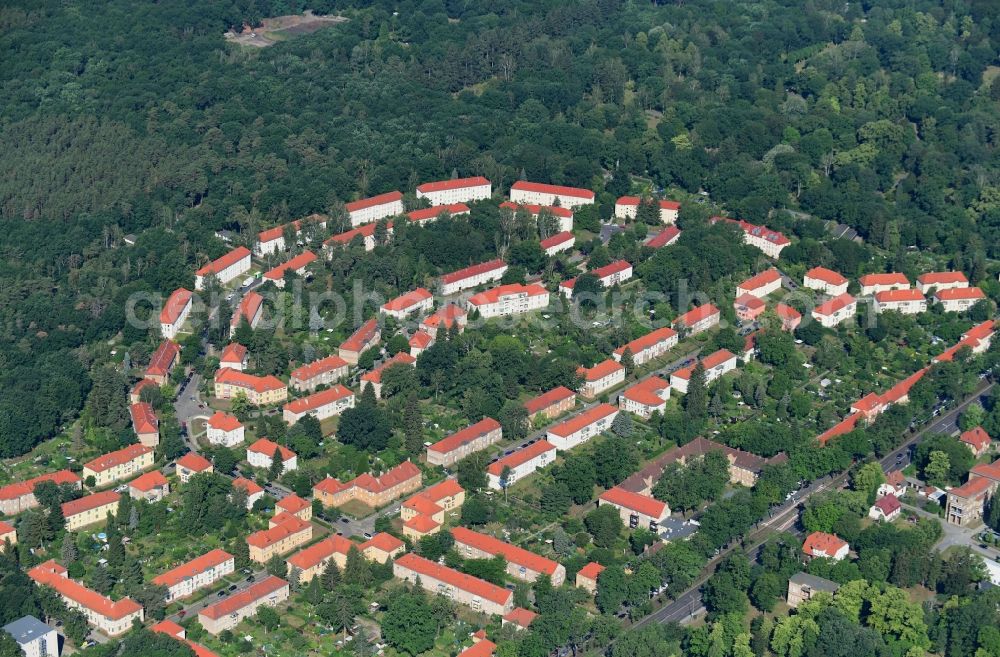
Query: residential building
775 303 802 331
440 259 508 295
129 402 159 448
644 226 681 249
62 492 120 531
916 271 969 294
933 287 986 312
787 573 839 608
858 273 910 296
129 378 157 404
150 619 220 657
255 215 327 256
540 231 575 256
811 293 857 328
325 221 391 252
546 404 619 451
945 458 1000 526
346 191 404 227
282 385 355 424
736 268 782 298
219 343 248 371
960 427 991 457
598 486 670 532
195 246 251 290
409 329 434 356
459 639 496 657
592 260 633 287
614 196 680 223
286 534 355 583
338 318 381 365
710 217 790 258
802 532 849 561
618 377 670 419
734 294 765 323
82 444 154 488
176 453 213 483
247 438 297 472
145 340 180 384
803 267 849 296
393 553 515 616
382 288 433 319
868 494 901 522
232 478 264 510
2 616 58 657
360 532 406 564
672 304 720 336
229 290 263 337
874 288 926 314
487 440 556 490
127 471 169 503
160 288 193 339
503 608 538 632
498 202 574 232
262 250 317 288
670 349 737 395
577 359 626 398
466 283 549 318
427 418 503 467
213 368 287 405
420 303 467 336
613 328 678 367
523 387 576 421
416 177 492 205
153 549 235 603
275 494 311 522
360 352 417 398
0 471 80 515
452 527 566 585
407 203 471 225
198 576 288 635
0 521 16 549
28 561 142 636
575 562 604 595
247 514 312 563
206 411 244 447
509 181 594 209
400 479 465 539
878 471 908 499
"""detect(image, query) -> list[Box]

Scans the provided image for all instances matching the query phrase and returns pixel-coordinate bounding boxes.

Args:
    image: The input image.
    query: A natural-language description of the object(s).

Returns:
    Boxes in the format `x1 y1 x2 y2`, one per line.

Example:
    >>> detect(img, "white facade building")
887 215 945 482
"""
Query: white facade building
509 181 595 209
546 404 619 451
466 284 549 318
346 191 404 227
195 246 251 290
416 177 492 205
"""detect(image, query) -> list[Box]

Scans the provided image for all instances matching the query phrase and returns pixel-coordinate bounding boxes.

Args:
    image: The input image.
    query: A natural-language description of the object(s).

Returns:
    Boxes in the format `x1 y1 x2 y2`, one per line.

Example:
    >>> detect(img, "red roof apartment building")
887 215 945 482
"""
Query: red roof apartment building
160 288 193 340
614 196 680 223
129 402 159 448
811 293 857 328
219 342 248 371
613 327 678 366
29 560 143 636
598 486 670 532
153 549 235 603
247 513 312 564
916 271 969 294
577 359 626 398
407 203 471 225
466 283 549 318
262 250 317 288
933 286 986 312
286 534 356 583
381 288 434 319
858 273 910 296
360 351 417 399
644 225 682 249
486 440 557 491
282 385 355 424
346 191 404 227
0 470 81 515
247 438 297 472
313 460 423 510
427 418 503 467
546 403 619 451
194 246 251 290
803 267 849 296
198 575 289 635
440 259 508 296
206 411 244 448
618 376 671 419
452 527 566 585
711 217 790 258
672 303 720 336
82 443 154 488
523 386 576 421
145 339 180 384
393 553 515 616
400 479 466 540
62 491 121 532
127 471 170 503
510 181 594 209
420 303 467 336
874 288 927 314
213 367 287 406
338 318 381 365
670 349 737 395
416 176 492 205
229 290 264 337
176 452 213 483
540 231 575 256
499 201 574 233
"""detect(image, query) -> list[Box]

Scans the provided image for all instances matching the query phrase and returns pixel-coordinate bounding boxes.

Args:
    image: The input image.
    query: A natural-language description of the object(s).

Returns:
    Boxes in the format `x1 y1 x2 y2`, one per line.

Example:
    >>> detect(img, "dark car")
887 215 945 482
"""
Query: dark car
229 584 237 591
217 590 226 597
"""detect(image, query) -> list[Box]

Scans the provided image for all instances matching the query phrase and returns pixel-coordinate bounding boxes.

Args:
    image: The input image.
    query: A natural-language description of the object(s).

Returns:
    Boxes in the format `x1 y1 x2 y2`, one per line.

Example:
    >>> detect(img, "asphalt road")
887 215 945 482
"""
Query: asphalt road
165 567 268 623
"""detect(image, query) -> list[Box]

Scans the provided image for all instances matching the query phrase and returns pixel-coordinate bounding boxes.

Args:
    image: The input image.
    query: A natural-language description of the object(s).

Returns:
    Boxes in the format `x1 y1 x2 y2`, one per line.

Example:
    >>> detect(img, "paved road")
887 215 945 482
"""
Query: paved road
165 567 268 623
174 372 208 452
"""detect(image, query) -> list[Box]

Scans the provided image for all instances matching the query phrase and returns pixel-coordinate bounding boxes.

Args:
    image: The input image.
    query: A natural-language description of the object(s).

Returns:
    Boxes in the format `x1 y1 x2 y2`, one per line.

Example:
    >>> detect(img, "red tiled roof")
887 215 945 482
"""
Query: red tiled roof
0 470 80 502
440 259 506 285
859 273 909 288
353 461 421 495
345 191 403 213
408 204 470 222
498 202 573 218
219 343 247 365
775 303 801 321
421 303 467 330
231 291 264 328
813 293 856 316
734 294 765 311
577 562 605 581
468 283 547 306
233 477 263 496
644 226 681 248
29 560 141 619
283 385 353 415
935 287 985 301
599 486 667 518
287 534 355 570
621 377 670 406
0 520 15 536
160 288 193 325
417 177 490 193
510 181 594 200
805 267 848 286
130 378 157 399
548 404 618 438
276 494 309 515
151 620 185 638
802 531 848 557
429 419 502 457
84 444 152 473
487 440 556 476
960 427 991 451
129 471 168 492
199 575 287 620
361 352 416 385
671 349 736 381
711 217 790 246
207 411 242 432
874 494 901 515
325 222 385 246
852 393 884 414
176 452 212 473
578 359 625 382
403 514 440 533
146 340 180 377
214 367 285 393
948 476 994 499
383 288 433 312
738 268 781 291
153 549 233 587
61 491 120 518
963 321 994 342
130 402 158 434
246 514 310 549
258 216 326 244
523 387 575 415
395 553 513 606
410 330 433 349
340 318 379 353
875 288 925 303
503 607 538 628
196 246 251 278
674 303 720 327
593 260 631 279
247 438 295 462
418 478 464 503
313 477 351 496
263 251 317 281
540 231 574 250
918 272 968 286
817 412 862 445
360 532 405 554
452 527 562 577
881 368 928 405
460 639 496 657
403 495 443 517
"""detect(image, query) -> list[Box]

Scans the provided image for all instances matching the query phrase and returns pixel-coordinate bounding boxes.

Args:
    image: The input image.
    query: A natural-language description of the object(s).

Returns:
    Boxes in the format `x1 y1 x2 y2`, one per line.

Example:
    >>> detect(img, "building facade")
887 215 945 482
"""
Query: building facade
282 385 355 424
213 368 287 405
195 246 251 290
198 576 289 635
393 553 514 616
416 177 492 205
486 440 556 490
82 444 154 488
546 404 618 451
153 549 235 603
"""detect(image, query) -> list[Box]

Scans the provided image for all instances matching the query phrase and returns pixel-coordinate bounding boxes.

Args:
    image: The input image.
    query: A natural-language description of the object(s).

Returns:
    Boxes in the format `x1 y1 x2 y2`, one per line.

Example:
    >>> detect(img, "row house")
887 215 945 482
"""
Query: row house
213 368 287 405
256 214 327 256
859 273 909 296
499 201 574 233
219 343 248 371
598 486 670 532
346 191 404 227
247 438 298 472
230 290 264 338
62 491 120 531
734 294 765 323
933 286 985 312
775 303 802 331
198 576 289 635
736 268 782 299
338 318 381 365
614 196 680 223
0 470 81 515
247 513 312 563
509 181 594 209
393 553 515 616
195 246 251 290
874 288 926 315
711 217 790 258
916 271 968 294
160 288 193 339
523 386 576 421
83 444 154 488
176 453 213 483
812 293 857 328
381 287 434 319
145 340 180 385
400 479 465 540
452 527 566 585
672 303 720 336
130 402 159 447
670 349 737 395
440 259 508 296
127 471 169 503
233 478 265 510
540 231 575 256
360 352 416 398
546 403 618 451
427 418 503 467
577 359 626 398
486 440 556 490
421 303 467 336
313 460 422 510
262 250 317 288
935 320 995 362
644 226 681 249
466 283 549 318
407 203 471 225
153 549 235 603
325 221 390 252
282 385 355 424
803 267 849 296
28 561 142 636
286 535 355 583
409 329 434 356
802 531 849 561
206 411 245 447
416 177 492 205
614 327 678 367
618 376 670 419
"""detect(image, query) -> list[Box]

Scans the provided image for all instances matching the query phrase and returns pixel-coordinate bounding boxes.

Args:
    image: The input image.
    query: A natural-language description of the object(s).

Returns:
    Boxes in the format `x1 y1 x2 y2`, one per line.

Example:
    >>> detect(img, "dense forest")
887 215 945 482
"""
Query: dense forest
0 0 998 455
